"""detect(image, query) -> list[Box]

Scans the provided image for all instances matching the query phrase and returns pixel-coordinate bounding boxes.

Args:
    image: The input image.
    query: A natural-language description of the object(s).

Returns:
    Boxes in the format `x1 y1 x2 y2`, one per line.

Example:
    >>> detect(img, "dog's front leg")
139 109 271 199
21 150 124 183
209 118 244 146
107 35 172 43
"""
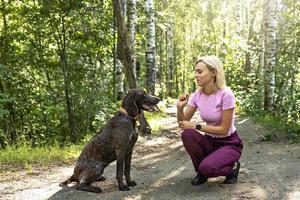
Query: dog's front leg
125 149 137 186
116 148 130 191
125 134 138 186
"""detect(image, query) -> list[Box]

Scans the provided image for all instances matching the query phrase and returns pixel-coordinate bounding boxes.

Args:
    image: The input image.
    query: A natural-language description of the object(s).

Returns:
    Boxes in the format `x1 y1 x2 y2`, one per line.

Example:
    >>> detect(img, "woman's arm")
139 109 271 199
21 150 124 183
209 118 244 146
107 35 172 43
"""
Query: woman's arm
178 108 234 136
177 105 197 122
200 109 234 135
176 94 197 122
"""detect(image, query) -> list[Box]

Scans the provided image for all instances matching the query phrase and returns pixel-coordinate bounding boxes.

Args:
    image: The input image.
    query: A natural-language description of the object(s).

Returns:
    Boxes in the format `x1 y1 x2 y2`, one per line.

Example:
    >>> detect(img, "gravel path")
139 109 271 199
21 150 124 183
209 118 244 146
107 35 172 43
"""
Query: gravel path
1 104 300 200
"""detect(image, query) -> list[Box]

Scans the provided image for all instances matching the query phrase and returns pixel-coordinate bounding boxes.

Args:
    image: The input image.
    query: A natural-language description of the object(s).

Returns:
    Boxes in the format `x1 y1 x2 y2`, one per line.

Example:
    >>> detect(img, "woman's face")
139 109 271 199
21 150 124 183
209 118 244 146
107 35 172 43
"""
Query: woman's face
194 61 215 87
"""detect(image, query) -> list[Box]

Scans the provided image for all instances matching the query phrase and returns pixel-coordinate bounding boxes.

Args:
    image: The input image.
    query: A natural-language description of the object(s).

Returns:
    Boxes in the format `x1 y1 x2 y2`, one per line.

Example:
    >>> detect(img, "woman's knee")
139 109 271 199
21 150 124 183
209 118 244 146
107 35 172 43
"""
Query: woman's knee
198 161 216 178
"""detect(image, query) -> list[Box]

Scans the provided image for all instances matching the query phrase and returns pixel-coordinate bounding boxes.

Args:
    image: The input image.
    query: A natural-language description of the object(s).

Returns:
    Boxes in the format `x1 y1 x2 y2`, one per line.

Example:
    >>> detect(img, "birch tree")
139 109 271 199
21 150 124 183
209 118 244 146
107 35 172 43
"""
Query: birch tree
114 0 137 89
115 59 125 100
262 0 278 111
244 0 256 73
145 0 157 95
114 0 152 135
166 23 174 97
127 0 137 81
113 0 125 100
236 0 241 36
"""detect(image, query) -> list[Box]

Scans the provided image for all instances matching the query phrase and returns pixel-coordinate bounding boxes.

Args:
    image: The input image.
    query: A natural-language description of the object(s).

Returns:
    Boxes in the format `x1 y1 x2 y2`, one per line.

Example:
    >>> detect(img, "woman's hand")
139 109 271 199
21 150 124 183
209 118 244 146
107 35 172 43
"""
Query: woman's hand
177 94 189 109
178 121 196 130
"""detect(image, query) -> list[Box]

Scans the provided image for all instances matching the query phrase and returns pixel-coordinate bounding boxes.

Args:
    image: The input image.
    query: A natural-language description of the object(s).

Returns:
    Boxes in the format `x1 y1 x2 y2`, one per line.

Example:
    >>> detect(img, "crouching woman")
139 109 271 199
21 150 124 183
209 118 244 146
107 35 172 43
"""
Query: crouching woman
177 55 243 185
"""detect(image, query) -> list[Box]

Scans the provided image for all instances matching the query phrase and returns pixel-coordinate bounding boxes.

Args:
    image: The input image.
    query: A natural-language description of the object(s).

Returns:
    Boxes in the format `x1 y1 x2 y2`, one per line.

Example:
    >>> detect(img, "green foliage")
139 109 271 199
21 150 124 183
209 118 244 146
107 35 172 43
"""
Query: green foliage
154 0 300 141
0 93 13 118
0 0 116 148
0 0 299 150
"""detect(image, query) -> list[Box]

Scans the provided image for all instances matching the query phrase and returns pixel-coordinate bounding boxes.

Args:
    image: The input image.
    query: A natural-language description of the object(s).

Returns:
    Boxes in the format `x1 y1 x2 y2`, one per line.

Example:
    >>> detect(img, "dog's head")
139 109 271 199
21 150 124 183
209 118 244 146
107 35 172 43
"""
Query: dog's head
121 89 161 118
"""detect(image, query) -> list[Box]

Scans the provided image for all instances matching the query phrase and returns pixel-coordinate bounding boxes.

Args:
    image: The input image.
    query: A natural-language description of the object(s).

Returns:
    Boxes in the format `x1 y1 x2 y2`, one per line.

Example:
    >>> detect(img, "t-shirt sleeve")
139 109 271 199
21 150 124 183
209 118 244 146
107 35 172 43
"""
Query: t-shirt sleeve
187 92 197 108
222 89 235 110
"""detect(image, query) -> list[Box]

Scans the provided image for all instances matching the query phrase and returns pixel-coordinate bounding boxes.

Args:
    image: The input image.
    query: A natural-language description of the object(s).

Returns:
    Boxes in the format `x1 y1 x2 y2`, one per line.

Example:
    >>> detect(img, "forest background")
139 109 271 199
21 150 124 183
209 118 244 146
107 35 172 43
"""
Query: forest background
0 0 299 156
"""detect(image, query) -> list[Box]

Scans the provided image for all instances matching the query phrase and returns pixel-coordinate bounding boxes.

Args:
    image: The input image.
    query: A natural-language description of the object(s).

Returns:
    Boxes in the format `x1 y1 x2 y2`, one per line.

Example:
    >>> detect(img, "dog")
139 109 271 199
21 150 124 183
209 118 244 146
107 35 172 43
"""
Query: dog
60 89 160 193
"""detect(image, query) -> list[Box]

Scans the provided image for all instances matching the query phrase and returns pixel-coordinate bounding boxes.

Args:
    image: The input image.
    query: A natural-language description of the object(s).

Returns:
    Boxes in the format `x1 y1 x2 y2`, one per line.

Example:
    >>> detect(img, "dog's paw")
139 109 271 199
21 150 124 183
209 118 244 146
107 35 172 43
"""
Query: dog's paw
119 185 130 191
127 180 137 186
59 182 66 187
59 181 68 187
93 188 103 193
95 176 105 182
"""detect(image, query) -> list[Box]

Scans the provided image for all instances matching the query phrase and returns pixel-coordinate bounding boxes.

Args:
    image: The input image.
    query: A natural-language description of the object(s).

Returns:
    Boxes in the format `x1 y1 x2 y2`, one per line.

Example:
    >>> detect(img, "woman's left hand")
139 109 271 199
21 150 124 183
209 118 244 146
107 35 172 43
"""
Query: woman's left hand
178 121 196 129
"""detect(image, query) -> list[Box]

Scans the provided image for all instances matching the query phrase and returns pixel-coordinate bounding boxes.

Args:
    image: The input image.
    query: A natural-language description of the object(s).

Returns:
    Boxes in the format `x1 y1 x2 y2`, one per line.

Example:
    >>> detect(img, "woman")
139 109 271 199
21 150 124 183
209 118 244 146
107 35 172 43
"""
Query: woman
177 55 243 185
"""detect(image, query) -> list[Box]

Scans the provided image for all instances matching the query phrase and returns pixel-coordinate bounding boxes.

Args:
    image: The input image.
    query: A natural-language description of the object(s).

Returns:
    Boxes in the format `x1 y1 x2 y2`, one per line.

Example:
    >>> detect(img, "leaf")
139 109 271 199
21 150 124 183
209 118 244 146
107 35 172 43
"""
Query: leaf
0 108 9 118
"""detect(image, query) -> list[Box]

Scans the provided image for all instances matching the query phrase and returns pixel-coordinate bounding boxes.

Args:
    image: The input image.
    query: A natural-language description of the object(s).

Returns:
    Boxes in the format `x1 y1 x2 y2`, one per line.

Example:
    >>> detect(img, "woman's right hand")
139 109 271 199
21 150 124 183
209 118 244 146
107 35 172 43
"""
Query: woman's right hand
177 94 189 109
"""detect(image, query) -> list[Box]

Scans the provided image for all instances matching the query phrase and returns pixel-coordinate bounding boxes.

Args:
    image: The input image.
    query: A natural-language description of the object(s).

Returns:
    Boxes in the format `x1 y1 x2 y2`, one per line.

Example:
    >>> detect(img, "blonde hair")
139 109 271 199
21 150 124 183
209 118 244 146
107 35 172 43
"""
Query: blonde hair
195 55 227 90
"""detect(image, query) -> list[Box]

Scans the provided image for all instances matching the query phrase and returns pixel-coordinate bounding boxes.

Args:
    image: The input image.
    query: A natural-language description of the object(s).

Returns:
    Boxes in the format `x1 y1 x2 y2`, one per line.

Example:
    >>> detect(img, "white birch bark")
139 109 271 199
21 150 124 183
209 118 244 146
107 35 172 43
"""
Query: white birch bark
166 23 174 96
236 0 241 36
145 0 157 95
116 59 125 100
127 0 137 84
263 0 278 111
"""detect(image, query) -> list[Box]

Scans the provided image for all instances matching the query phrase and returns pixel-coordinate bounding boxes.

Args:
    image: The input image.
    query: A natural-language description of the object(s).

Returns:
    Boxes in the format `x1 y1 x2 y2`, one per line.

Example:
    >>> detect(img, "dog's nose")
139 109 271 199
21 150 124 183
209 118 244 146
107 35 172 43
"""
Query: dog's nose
148 94 161 102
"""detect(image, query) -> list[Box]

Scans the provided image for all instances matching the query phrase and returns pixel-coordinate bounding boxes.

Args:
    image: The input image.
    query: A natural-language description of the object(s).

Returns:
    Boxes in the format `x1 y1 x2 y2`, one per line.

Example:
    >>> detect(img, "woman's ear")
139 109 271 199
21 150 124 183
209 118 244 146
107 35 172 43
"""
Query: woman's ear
211 70 217 82
211 69 216 78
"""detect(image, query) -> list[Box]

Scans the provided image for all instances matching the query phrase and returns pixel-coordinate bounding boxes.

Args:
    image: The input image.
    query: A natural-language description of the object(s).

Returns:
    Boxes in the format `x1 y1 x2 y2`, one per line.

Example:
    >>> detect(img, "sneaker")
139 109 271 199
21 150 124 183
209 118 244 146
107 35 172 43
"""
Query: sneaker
223 161 240 184
191 172 208 185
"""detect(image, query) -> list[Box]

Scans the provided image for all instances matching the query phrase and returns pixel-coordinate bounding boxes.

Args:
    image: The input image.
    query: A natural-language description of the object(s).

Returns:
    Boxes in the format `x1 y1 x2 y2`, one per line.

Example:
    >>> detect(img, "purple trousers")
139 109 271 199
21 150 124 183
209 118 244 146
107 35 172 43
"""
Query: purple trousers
181 129 243 178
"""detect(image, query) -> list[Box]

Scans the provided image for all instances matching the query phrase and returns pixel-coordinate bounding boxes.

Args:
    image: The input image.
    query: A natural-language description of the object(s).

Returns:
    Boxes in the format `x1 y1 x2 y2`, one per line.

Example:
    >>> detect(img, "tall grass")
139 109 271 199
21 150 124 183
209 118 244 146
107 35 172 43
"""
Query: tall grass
0 144 83 172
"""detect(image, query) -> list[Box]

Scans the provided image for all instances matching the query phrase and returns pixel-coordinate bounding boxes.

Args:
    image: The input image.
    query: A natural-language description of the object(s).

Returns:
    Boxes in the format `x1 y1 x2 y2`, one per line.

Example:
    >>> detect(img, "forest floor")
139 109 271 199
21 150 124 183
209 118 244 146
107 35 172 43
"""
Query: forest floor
1 103 300 200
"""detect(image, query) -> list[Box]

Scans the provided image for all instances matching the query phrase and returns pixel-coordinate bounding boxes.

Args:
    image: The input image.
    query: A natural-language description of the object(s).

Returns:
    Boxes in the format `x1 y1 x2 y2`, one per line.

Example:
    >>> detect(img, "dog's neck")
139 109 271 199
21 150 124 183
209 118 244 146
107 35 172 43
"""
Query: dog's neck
119 107 139 121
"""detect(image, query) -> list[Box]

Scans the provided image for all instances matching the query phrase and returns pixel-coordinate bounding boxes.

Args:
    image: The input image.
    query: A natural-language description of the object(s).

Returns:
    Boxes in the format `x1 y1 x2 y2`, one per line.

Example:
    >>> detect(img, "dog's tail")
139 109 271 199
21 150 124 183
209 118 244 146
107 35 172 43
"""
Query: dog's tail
59 175 76 187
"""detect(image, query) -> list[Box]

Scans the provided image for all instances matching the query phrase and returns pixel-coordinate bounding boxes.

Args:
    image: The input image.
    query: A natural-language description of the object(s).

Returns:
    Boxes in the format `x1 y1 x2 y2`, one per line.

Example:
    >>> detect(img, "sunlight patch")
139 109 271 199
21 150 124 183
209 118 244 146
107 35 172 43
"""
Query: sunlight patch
288 191 300 200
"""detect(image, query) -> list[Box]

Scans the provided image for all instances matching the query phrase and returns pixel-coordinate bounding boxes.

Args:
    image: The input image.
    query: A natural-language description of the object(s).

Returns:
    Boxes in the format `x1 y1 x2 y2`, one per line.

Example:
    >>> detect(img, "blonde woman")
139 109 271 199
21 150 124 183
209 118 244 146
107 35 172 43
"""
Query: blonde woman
177 55 243 185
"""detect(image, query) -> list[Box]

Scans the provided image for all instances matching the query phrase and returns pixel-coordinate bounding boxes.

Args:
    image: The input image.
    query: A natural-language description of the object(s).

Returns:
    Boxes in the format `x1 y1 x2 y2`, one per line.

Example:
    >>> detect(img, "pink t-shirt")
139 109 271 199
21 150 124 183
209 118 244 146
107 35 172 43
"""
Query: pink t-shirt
187 88 236 138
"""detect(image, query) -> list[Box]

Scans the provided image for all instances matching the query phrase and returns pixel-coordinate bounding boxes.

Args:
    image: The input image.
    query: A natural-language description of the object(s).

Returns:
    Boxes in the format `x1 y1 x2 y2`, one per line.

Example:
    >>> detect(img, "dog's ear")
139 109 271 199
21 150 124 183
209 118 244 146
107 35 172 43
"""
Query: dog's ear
122 92 139 117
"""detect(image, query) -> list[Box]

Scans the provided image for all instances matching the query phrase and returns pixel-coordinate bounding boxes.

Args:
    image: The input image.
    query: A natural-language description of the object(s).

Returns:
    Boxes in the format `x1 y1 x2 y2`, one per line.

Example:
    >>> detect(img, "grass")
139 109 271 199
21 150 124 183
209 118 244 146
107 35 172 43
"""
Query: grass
252 115 286 131
0 144 84 172
251 114 300 142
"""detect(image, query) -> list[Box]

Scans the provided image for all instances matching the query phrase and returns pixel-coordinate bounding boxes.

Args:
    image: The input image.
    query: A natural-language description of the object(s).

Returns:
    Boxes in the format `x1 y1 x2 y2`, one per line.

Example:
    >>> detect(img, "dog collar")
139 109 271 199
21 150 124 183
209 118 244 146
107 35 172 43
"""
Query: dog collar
119 107 139 120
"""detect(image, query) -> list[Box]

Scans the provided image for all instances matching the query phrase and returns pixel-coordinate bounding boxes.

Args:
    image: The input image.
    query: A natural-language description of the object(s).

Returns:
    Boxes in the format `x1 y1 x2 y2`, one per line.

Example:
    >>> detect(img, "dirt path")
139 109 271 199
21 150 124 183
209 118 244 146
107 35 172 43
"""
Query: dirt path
1 104 300 200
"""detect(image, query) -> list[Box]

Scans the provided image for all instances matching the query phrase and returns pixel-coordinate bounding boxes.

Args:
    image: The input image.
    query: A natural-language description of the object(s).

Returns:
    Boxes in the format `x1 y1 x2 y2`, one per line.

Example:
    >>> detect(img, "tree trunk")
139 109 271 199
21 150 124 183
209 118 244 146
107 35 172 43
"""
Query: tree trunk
236 0 241 36
244 0 256 74
113 0 137 89
166 23 174 97
114 0 151 135
182 26 186 93
116 58 125 100
156 27 163 97
145 0 157 95
0 0 8 139
60 15 77 143
127 0 137 85
113 5 117 101
0 0 18 145
50 5 77 144
263 0 278 111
